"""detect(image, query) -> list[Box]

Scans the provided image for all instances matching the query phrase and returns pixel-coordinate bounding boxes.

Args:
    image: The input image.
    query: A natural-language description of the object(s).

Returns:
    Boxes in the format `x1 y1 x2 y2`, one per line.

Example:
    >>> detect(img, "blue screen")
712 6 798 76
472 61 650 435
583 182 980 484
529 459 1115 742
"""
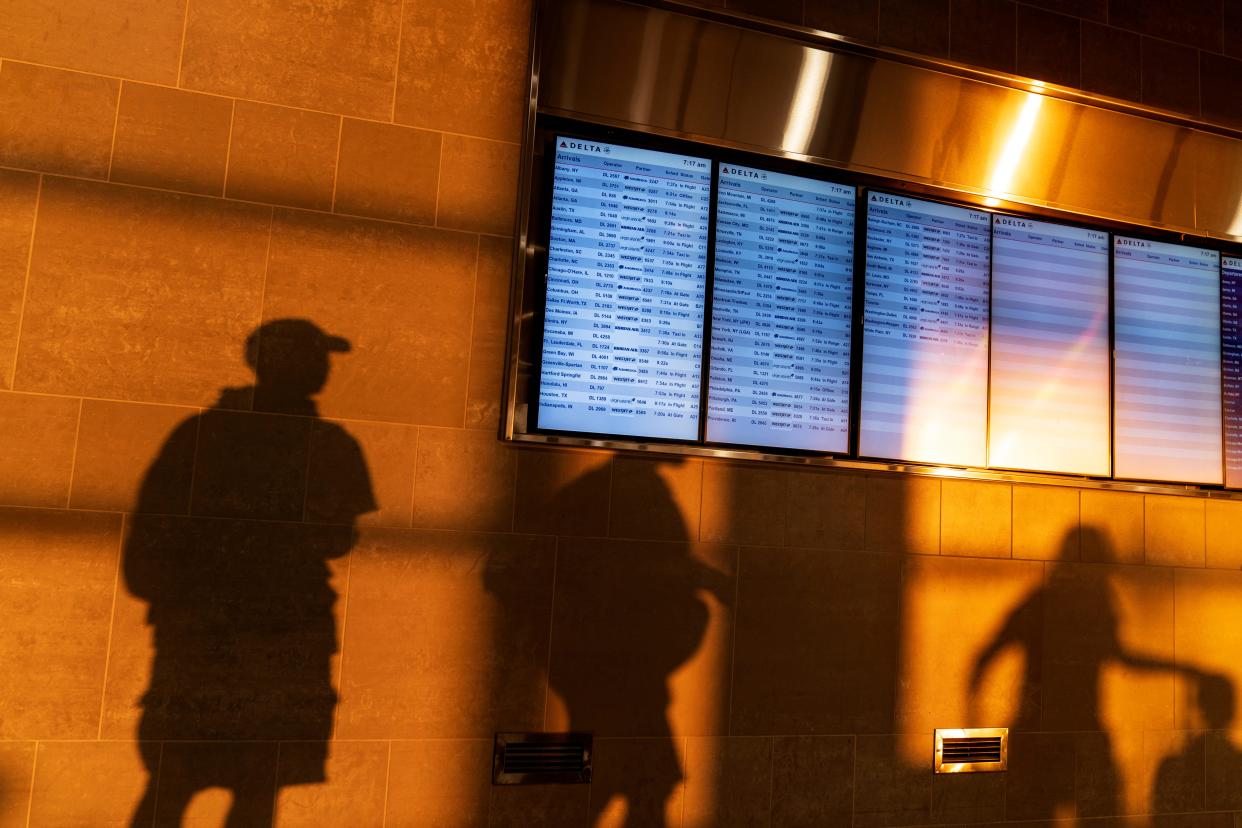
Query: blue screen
706 164 856 451
537 138 712 439
1113 236 1221 484
859 192 992 466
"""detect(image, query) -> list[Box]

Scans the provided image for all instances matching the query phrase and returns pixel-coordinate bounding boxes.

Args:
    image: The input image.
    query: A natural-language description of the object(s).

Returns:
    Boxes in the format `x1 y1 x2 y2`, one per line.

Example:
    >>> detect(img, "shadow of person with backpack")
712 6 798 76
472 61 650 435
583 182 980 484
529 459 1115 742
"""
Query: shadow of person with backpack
126 319 375 826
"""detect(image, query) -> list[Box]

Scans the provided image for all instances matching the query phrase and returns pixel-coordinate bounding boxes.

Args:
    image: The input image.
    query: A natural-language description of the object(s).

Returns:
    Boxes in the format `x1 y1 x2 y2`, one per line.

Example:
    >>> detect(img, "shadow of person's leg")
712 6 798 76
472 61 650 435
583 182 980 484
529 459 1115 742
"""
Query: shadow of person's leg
134 781 194 828
225 784 277 828
130 741 167 828
128 783 160 828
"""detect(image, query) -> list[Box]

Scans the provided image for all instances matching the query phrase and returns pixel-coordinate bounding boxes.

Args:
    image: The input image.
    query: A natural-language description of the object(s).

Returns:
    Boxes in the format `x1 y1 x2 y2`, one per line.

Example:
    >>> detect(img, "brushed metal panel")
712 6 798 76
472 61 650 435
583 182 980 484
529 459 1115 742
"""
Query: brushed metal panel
1047 107 1196 229
540 0 738 138
536 0 1231 238
1192 130 1242 239
539 0 872 160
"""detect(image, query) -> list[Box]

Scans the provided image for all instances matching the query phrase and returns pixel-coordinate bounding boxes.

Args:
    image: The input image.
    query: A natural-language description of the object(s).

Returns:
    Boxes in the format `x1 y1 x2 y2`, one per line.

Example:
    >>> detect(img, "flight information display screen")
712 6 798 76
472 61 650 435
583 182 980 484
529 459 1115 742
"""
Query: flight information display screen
706 164 856 451
859 192 991 466
1222 256 1242 488
537 138 712 439
1114 236 1222 483
989 216 1111 475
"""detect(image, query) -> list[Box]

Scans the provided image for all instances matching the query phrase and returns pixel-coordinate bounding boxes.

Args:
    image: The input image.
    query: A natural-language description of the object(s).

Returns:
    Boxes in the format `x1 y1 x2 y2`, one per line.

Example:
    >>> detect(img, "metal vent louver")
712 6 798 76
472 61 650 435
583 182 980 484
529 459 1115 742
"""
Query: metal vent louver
934 728 1008 773
493 732 593 785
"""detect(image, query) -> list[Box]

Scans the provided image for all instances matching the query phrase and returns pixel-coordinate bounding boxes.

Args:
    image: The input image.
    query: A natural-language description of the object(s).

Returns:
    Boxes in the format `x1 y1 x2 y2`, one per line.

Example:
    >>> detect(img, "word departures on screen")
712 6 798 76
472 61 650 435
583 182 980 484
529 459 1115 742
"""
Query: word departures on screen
989 217 1110 476
1114 236 1222 484
859 192 991 467
537 138 712 440
1225 256 1242 489
706 164 856 451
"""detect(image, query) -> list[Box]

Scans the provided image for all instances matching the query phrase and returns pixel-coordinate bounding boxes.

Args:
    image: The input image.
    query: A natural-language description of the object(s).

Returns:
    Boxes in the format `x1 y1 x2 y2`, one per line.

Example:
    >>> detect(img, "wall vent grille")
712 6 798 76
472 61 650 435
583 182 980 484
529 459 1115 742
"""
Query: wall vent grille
934 728 1008 773
493 732 593 785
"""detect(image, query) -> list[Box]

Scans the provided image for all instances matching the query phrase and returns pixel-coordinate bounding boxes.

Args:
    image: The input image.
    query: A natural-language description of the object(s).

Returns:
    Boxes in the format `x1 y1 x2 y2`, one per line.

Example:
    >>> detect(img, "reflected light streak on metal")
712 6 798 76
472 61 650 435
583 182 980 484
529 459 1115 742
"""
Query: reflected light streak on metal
983 89 1045 207
781 49 832 154
1228 199 1242 238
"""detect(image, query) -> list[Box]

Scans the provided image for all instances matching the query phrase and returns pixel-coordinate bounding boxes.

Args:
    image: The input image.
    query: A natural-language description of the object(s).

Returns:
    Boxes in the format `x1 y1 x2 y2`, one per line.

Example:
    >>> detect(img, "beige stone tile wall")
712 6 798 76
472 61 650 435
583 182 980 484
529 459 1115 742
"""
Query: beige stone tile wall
0 0 1240 825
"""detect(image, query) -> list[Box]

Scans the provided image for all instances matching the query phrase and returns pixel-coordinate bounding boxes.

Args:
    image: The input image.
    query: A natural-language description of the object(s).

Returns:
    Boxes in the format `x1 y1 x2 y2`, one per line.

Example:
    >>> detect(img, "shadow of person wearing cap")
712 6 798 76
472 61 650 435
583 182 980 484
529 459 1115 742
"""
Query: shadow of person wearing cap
1153 669 1242 818
125 319 375 826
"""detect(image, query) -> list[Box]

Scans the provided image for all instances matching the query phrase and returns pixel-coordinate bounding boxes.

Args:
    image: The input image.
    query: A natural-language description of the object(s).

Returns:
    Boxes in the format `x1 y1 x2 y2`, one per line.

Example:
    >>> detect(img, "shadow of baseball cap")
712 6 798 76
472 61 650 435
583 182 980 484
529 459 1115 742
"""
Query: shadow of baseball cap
245 319 351 369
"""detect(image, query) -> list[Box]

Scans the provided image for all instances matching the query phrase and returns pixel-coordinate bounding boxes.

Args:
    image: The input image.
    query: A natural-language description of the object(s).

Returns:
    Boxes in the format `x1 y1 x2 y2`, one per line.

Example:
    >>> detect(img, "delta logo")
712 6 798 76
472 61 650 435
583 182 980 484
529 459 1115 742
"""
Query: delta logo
560 140 610 153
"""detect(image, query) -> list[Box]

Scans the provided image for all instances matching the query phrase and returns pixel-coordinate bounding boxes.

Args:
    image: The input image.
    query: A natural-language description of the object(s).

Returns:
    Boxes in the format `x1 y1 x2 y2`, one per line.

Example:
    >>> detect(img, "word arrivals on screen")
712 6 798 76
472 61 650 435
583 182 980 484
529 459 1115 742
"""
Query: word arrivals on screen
859 192 991 467
706 164 856 451
537 138 712 440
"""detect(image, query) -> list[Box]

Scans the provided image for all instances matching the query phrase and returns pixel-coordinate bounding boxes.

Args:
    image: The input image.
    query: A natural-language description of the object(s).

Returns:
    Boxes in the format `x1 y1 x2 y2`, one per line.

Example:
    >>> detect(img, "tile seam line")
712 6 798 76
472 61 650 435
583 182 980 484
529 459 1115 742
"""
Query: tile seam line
253 207 275 352
766 734 775 827
95 512 126 740
0 58 520 146
149 743 164 827
0 733 955 742
6 173 42 389
540 536 560 732
0 500 569 540
432 132 445 227
0 164 511 240
175 0 192 88
460 238 484 429
0 396 497 446
849 733 857 827
390 0 407 123
679 735 687 825
63 398 85 508
22 741 36 828
329 548 356 742
105 80 124 182
269 742 281 823
330 115 345 211
4 737 491 744
184 405 205 517
219 98 237 197
406 427 419 529
0 499 1221 567
380 740 393 827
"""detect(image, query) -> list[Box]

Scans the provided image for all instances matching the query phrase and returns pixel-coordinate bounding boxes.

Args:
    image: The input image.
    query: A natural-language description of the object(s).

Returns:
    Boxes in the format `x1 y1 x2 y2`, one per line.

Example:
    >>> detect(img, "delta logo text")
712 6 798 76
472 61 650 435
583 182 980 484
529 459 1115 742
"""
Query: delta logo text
560 140 611 154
